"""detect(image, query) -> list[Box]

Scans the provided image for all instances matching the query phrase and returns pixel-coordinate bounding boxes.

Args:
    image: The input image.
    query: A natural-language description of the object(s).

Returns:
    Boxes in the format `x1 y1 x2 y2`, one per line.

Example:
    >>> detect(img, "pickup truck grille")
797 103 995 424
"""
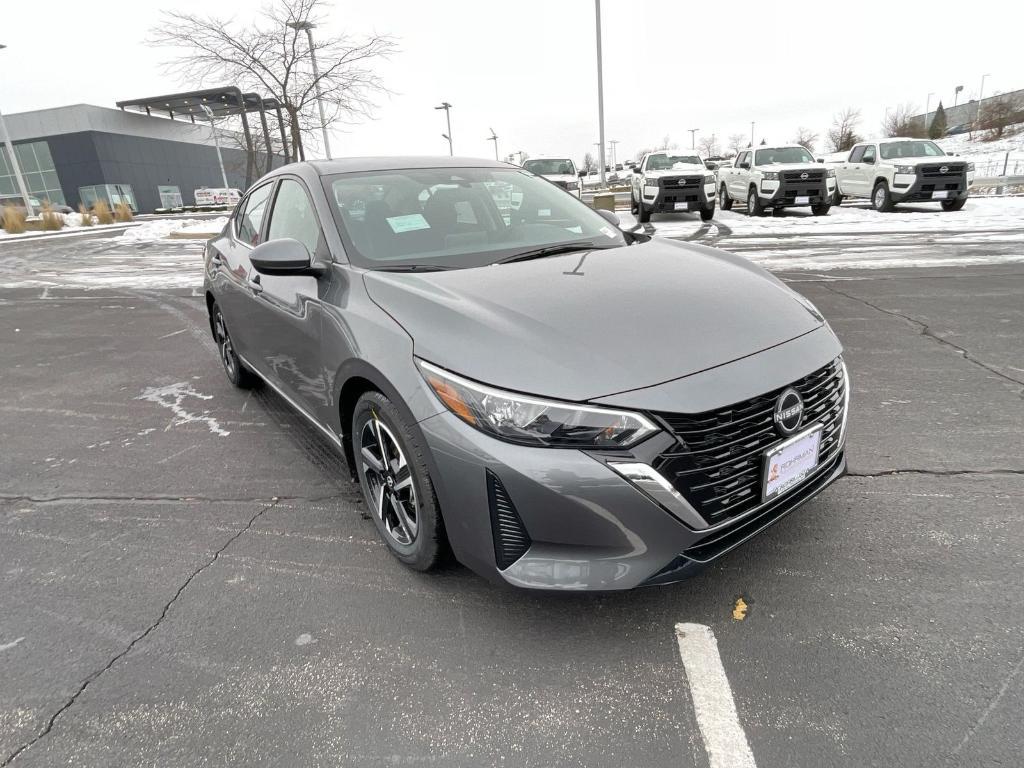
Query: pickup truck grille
781 170 826 182
650 358 846 525
660 176 703 189
920 164 965 178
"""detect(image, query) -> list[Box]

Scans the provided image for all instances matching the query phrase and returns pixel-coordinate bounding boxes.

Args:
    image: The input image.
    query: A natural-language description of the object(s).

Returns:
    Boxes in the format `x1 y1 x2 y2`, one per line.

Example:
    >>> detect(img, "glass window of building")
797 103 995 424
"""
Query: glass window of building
78 184 138 212
0 141 66 206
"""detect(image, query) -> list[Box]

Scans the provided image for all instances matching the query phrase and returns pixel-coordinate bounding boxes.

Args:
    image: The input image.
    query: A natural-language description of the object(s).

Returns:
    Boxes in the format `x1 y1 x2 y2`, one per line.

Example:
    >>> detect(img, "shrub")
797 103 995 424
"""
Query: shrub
78 204 94 226
40 203 64 231
2 205 27 234
114 202 134 222
93 200 114 224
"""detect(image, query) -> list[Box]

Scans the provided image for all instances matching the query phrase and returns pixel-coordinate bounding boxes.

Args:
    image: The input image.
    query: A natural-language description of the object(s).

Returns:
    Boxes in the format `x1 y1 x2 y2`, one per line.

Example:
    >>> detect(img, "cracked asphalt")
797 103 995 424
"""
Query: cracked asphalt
1 233 1022 767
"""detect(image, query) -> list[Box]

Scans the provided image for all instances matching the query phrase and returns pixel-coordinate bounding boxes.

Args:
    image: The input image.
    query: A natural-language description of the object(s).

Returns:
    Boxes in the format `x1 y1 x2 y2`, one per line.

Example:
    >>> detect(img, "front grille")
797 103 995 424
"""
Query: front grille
651 358 846 525
486 470 531 569
921 163 965 178
782 170 825 182
662 176 702 189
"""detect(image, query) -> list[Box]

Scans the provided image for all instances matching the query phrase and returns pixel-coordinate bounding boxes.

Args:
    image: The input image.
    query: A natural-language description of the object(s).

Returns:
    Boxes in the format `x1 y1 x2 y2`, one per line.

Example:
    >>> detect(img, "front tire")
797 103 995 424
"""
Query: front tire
211 301 258 389
637 193 651 223
699 203 715 221
630 188 639 215
872 180 894 212
941 196 967 212
719 184 733 211
352 391 446 571
832 187 843 206
747 187 766 216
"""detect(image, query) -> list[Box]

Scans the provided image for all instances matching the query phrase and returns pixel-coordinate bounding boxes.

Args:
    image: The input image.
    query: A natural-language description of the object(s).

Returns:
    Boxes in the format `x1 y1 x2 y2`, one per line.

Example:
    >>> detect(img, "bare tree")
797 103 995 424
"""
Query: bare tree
697 135 720 157
726 133 746 156
657 135 677 150
826 107 863 152
791 127 819 152
581 151 596 174
979 93 1023 139
149 0 397 161
882 103 925 138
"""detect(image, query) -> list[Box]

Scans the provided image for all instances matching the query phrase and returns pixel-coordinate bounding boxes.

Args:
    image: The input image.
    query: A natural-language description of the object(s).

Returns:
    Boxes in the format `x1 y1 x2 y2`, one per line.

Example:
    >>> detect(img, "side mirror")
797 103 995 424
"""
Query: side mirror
250 238 324 276
864 156 875 165
816 158 825 163
633 167 642 174
578 170 587 177
596 208 620 228
740 161 750 169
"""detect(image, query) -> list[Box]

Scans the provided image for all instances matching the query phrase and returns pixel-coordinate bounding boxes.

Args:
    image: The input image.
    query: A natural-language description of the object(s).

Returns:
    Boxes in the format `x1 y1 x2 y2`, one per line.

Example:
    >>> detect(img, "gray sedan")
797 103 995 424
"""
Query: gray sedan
203 157 849 590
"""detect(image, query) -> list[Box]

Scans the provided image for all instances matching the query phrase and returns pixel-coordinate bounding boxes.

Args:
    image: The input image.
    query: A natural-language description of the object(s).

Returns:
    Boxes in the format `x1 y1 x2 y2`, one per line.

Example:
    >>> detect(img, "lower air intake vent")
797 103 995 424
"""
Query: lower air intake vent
486 470 531 570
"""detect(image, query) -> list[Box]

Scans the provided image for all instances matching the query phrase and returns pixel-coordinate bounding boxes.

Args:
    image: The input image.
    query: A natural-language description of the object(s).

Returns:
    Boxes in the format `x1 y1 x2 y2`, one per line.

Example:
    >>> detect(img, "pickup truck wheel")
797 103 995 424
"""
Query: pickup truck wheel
747 187 766 216
637 195 651 223
872 180 894 212
719 184 733 211
941 197 967 212
699 203 715 221
811 203 831 216
832 188 843 206
630 189 639 215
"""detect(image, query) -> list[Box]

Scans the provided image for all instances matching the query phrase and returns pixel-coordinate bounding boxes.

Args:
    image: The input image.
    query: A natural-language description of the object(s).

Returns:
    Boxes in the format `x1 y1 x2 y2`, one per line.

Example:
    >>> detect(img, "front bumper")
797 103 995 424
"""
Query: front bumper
891 170 970 203
758 174 836 207
642 177 717 213
419 331 847 591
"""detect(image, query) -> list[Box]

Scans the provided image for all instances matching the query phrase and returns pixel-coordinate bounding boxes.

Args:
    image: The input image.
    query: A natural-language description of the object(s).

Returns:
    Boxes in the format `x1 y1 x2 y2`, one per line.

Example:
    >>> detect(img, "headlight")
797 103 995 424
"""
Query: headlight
704 173 716 182
967 162 975 172
895 165 916 175
762 171 779 180
826 168 836 178
566 181 580 190
417 360 660 449
643 177 659 187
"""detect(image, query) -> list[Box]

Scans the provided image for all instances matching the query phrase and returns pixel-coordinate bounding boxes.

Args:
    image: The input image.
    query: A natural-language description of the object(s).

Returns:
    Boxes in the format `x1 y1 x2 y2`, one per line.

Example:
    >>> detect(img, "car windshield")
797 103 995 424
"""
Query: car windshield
755 147 815 165
646 154 704 170
326 167 626 270
523 159 576 176
879 141 946 159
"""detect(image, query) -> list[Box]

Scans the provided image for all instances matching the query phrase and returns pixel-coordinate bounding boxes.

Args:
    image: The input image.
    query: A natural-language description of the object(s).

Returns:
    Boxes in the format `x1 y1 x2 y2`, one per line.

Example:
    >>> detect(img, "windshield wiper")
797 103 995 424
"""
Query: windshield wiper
374 264 453 273
496 240 602 265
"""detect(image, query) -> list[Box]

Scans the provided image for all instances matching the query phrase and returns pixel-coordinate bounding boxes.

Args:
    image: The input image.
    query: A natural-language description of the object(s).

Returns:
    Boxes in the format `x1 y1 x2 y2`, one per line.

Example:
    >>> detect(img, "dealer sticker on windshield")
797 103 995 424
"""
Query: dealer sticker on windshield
386 214 430 233
763 425 822 501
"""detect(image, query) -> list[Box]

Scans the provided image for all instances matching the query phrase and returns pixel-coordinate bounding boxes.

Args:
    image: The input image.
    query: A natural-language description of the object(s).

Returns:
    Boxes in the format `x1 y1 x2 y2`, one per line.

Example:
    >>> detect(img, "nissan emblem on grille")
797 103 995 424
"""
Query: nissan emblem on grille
773 388 804 435
800 172 809 180
940 165 948 174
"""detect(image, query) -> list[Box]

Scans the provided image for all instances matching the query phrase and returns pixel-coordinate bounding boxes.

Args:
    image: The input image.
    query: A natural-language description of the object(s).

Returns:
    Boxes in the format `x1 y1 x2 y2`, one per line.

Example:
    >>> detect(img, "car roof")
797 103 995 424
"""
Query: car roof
305 156 512 175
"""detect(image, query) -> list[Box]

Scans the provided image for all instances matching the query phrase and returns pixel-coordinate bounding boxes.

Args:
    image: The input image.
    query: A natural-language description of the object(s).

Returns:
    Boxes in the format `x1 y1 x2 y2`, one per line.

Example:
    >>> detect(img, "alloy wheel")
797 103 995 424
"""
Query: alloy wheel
360 416 418 546
874 186 885 209
213 307 236 378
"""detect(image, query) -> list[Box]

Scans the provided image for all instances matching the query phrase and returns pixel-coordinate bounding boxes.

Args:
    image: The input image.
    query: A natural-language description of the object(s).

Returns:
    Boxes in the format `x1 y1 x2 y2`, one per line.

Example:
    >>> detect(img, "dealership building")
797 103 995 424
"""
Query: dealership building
1 89 290 213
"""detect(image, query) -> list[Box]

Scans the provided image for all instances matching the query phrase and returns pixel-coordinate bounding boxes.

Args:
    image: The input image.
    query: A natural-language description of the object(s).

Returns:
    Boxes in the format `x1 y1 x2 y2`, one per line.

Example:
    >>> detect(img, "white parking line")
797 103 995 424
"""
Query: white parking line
675 623 757 768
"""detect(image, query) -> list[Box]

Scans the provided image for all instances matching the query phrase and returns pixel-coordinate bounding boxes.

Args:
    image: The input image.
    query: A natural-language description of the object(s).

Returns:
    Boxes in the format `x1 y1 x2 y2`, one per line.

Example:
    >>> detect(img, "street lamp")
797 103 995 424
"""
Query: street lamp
688 128 699 149
926 92 935 119
200 105 230 189
594 0 607 188
435 102 453 155
287 20 332 160
978 73 990 128
750 121 755 147
608 139 619 170
954 84 964 107
487 127 498 161
0 43 35 217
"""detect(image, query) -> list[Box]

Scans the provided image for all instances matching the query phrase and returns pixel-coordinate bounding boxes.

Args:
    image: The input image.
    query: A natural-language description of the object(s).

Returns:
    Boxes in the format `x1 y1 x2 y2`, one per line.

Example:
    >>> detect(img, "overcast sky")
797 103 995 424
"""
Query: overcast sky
3 0 1020 163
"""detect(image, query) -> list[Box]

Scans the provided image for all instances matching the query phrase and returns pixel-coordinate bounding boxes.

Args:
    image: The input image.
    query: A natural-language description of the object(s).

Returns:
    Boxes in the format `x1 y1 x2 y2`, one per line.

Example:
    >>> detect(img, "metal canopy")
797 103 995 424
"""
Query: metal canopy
116 86 291 186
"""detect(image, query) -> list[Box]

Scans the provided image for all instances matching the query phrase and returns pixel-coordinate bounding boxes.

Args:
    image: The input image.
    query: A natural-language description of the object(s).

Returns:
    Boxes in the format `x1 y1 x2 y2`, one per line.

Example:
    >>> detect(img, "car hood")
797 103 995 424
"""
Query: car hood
757 163 823 172
363 239 824 402
643 166 708 178
883 155 960 166
539 173 580 184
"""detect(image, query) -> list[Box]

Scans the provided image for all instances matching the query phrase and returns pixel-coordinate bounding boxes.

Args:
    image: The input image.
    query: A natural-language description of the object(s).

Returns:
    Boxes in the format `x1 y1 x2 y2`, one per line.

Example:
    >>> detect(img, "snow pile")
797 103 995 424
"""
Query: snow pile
937 123 1024 176
115 218 225 242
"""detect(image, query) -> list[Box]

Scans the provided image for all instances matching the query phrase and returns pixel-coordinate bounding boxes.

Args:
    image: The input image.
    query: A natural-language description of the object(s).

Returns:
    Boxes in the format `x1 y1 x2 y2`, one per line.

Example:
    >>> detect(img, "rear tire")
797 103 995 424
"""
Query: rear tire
747 187 766 216
699 203 715 221
941 196 967 212
352 391 446 572
811 203 831 216
211 301 258 389
719 184 733 211
872 180 894 212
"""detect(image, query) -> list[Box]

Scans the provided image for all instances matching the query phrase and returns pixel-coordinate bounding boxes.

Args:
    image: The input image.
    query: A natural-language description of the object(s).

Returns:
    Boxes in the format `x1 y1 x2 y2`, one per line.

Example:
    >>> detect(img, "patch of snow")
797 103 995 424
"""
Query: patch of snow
137 382 230 437
116 218 220 242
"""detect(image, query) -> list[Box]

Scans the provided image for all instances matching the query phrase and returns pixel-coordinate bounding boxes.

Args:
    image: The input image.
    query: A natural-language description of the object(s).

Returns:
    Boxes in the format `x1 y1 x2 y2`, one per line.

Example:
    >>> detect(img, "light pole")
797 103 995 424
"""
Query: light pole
287 21 332 160
954 84 963 107
487 127 498 161
594 0 607 188
750 121 755 147
688 128 699 149
926 92 935 119
978 73 990 128
0 44 35 217
200 105 230 189
435 102 453 155
608 139 619 170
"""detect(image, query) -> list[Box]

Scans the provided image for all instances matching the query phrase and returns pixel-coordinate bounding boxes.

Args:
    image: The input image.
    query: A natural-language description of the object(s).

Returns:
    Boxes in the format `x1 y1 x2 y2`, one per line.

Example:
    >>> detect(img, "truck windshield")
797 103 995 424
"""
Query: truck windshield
879 141 946 159
523 159 576 176
646 154 704 170
755 147 815 165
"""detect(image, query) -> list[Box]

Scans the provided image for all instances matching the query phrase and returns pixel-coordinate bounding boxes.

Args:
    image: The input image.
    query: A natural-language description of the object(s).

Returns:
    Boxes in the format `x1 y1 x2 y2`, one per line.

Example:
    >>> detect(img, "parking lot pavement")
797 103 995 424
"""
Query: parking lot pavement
1 232 1023 767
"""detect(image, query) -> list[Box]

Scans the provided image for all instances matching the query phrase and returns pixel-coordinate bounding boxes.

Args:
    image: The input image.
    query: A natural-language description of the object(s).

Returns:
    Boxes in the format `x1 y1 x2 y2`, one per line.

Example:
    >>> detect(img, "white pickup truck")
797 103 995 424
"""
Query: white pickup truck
630 151 717 222
717 144 835 216
830 138 975 212
522 158 582 199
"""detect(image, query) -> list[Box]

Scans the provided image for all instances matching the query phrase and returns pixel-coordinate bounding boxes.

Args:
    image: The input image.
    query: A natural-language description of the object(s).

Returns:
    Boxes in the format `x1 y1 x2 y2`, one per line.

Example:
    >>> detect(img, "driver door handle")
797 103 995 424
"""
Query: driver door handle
247 274 263 293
